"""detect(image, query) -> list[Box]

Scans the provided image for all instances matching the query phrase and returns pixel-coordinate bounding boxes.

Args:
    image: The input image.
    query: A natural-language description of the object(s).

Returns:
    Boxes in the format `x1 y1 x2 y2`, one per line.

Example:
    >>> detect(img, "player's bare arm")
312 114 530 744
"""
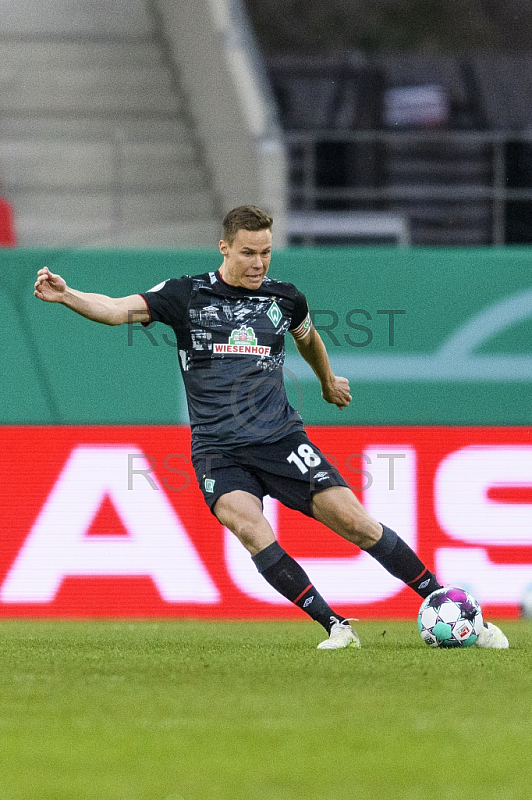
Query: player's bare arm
292 325 352 409
34 266 149 326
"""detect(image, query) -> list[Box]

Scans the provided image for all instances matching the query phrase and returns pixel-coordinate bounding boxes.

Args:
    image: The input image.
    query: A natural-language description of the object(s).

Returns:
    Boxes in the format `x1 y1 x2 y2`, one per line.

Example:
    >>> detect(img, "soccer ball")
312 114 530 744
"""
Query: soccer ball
418 587 484 648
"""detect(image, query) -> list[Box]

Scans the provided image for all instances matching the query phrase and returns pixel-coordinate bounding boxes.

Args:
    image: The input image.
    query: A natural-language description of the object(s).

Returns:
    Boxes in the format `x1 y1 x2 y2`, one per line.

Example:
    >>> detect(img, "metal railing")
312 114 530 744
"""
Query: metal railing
285 130 532 245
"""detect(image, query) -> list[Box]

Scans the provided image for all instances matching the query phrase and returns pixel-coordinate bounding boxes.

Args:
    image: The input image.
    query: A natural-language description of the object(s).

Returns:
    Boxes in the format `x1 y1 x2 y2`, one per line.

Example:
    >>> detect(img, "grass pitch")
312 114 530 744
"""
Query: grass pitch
0 619 530 800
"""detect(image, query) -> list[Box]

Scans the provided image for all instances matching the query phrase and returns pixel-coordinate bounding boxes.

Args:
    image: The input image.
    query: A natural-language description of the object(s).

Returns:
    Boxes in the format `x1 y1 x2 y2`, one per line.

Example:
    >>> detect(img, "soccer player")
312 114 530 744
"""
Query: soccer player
34 205 508 649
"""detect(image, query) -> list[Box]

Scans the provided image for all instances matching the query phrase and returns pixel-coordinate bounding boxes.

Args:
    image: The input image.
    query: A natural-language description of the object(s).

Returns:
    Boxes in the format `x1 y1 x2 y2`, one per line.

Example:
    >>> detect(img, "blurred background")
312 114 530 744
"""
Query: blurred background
1 1 531 619
2 0 532 247
0 12 530 795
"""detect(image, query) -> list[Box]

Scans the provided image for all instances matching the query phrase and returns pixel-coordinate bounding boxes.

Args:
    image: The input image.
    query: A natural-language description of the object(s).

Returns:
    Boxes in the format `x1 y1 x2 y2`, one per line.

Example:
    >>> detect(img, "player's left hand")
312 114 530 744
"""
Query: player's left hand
321 376 352 409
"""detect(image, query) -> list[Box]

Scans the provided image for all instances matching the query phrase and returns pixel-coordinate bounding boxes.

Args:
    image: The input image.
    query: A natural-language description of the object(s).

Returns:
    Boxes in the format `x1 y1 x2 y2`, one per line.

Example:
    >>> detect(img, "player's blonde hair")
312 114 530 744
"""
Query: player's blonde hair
222 205 273 245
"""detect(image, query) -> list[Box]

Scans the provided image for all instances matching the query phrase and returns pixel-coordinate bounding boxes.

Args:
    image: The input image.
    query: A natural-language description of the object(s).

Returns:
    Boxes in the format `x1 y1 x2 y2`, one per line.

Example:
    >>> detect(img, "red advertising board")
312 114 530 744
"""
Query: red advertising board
1 426 531 619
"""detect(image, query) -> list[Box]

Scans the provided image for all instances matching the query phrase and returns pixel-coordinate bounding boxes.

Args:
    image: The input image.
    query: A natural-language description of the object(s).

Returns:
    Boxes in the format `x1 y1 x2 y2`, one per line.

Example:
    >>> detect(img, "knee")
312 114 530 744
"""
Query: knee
333 506 382 550
214 504 275 555
230 517 260 550
233 522 276 556
312 487 383 549
343 510 383 550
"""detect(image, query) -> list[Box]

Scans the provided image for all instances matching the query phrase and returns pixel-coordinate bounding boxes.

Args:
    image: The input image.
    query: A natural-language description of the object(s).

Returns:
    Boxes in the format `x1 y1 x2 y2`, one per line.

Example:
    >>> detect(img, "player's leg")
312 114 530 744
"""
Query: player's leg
312 487 510 648
311 486 441 599
214 490 359 647
213 490 275 555
194 456 347 635
261 430 439 598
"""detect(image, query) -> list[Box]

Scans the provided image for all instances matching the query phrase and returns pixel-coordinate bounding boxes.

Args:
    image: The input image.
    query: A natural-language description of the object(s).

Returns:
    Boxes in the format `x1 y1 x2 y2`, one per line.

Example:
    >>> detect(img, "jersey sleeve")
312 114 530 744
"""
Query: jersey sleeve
289 288 312 340
139 276 192 327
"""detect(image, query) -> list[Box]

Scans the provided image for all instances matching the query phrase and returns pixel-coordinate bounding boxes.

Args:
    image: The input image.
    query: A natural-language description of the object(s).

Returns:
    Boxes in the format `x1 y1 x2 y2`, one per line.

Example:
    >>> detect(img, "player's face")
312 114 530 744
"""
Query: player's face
219 228 272 290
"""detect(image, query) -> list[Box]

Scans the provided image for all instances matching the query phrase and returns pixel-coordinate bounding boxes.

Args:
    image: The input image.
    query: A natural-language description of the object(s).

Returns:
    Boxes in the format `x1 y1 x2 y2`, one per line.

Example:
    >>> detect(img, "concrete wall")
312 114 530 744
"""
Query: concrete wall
156 0 287 244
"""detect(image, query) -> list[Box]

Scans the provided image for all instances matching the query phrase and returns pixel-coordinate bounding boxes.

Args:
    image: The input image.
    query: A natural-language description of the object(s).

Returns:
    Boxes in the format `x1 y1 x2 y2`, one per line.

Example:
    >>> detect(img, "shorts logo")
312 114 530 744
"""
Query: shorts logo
313 471 329 482
213 325 271 356
267 301 282 327
204 478 216 493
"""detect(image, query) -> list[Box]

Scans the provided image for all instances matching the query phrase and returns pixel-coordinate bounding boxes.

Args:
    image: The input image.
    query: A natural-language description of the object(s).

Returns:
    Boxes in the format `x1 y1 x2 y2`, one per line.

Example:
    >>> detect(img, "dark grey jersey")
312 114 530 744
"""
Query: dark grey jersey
140 270 311 454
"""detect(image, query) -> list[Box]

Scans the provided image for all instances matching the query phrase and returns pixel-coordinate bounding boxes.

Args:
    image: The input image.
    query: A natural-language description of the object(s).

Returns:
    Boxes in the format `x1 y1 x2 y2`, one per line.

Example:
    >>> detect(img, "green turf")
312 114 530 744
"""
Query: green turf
0 619 530 800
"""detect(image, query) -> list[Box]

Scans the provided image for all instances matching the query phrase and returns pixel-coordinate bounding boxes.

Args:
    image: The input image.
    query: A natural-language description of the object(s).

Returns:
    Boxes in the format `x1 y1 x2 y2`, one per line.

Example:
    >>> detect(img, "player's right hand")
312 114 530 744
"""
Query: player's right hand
34 266 67 302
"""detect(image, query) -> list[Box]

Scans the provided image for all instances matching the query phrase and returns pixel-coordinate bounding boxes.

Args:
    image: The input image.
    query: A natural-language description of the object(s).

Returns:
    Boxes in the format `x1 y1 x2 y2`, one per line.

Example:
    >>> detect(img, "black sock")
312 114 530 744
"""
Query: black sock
366 525 442 599
252 542 343 632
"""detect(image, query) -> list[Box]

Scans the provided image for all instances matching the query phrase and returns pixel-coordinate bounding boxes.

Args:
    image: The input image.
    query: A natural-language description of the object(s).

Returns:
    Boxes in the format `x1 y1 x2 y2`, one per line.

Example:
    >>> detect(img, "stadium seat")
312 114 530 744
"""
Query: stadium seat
0 197 16 246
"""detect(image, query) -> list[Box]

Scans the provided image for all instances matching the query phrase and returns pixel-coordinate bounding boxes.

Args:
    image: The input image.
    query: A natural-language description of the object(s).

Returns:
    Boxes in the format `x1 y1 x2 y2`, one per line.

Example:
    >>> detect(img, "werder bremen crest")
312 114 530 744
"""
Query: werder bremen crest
267 300 282 327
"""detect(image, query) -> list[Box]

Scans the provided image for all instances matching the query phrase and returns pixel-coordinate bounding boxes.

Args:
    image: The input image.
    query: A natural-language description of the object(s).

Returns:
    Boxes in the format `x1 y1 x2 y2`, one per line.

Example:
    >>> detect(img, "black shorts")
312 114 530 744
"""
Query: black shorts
192 430 348 518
